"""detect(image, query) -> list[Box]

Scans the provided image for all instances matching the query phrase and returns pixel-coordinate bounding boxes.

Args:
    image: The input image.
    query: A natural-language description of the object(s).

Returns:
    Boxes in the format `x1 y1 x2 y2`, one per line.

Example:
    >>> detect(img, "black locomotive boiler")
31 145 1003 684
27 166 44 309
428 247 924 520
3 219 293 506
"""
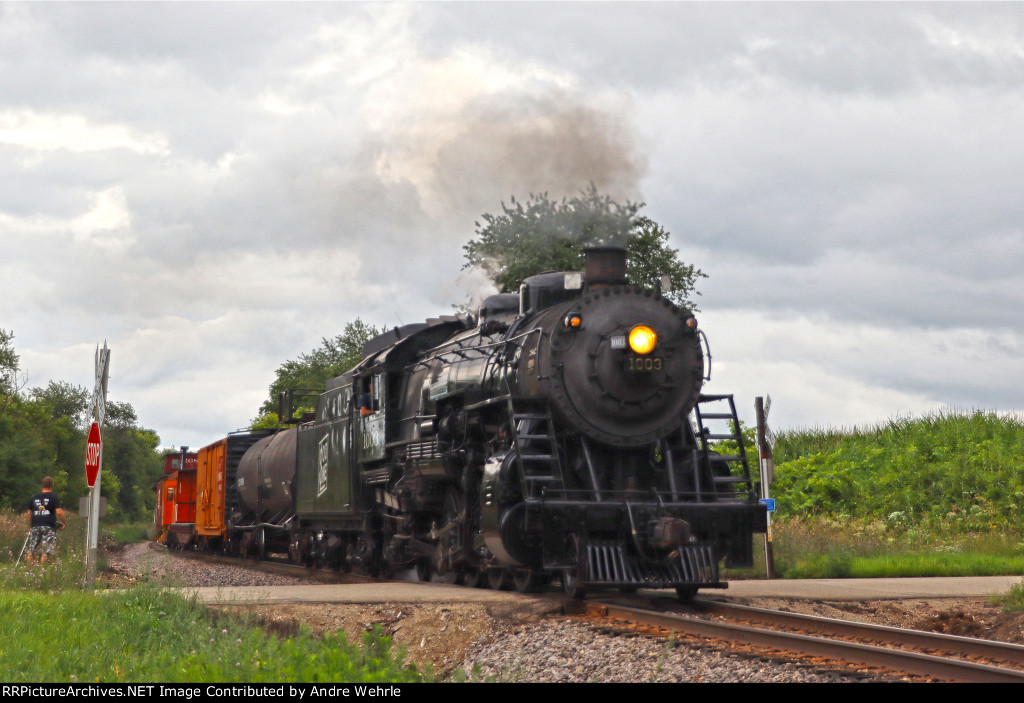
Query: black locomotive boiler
232 247 767 599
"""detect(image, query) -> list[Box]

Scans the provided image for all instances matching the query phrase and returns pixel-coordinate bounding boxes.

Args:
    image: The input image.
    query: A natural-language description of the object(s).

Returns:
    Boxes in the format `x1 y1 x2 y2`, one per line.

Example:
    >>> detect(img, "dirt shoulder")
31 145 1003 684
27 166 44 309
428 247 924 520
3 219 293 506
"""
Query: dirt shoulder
220 595 1024 676
217 599 557 676
733 595 1024 644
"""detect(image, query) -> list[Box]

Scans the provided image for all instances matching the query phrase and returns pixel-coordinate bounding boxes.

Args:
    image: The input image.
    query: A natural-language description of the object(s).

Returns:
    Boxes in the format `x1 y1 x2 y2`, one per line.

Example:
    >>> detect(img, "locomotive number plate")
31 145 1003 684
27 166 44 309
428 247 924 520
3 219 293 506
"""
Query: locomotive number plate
625 355 663 372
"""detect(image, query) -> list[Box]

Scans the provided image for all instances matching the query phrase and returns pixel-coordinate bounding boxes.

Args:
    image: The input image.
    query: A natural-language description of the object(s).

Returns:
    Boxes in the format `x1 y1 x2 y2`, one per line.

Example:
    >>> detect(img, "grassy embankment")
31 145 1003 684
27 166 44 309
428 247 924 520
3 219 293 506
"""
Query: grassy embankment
737 411 1024 586
0 512 426 683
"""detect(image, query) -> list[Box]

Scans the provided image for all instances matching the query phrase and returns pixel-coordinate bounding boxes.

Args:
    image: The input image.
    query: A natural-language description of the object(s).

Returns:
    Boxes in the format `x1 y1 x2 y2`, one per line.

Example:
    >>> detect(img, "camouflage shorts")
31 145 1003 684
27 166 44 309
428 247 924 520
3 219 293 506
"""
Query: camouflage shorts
27 526 57 555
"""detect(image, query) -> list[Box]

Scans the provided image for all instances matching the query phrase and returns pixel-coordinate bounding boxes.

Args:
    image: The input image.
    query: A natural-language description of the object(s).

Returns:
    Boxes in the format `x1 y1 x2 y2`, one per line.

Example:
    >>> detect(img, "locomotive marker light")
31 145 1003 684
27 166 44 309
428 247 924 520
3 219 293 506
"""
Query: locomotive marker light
563 313 583 329
628 324 658 355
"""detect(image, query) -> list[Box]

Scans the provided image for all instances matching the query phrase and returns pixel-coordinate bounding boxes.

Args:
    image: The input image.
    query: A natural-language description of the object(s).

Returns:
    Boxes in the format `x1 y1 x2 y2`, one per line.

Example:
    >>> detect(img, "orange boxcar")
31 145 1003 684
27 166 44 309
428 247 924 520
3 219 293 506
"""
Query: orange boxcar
194 432 271 551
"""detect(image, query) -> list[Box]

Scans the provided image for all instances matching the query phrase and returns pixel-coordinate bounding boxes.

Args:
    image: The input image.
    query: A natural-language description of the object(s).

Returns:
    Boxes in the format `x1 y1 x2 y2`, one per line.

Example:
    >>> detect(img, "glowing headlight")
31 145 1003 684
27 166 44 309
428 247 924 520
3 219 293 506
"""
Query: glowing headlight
628 325 657 355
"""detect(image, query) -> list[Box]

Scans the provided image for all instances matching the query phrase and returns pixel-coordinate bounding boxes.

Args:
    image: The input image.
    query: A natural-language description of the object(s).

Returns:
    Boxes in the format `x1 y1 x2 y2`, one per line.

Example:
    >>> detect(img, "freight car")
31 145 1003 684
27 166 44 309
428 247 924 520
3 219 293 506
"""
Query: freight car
156 433 270 551
161 246 768 599
155 451 197 547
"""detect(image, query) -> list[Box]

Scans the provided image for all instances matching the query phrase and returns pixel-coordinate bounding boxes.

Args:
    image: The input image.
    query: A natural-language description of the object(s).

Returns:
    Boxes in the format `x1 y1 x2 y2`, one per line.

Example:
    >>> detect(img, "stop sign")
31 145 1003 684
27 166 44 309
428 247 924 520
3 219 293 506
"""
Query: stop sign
85 421 102 487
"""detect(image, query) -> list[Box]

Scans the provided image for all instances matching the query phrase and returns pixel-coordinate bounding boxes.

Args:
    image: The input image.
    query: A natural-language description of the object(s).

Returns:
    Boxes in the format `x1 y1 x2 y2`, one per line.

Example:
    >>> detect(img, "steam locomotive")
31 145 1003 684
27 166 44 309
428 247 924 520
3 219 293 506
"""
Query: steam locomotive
157 247 767 599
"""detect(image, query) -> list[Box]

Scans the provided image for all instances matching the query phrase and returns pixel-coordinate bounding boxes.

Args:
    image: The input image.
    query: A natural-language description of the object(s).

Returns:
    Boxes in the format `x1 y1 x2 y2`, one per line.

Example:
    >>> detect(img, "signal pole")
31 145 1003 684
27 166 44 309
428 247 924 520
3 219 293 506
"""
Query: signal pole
85 342 110 589
755 396 776 579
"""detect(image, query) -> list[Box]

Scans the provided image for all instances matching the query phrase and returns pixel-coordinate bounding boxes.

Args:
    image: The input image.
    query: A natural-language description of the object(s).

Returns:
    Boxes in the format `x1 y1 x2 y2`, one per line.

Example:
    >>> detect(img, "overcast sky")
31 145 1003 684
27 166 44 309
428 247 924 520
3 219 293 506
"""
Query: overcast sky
2 2 1022 450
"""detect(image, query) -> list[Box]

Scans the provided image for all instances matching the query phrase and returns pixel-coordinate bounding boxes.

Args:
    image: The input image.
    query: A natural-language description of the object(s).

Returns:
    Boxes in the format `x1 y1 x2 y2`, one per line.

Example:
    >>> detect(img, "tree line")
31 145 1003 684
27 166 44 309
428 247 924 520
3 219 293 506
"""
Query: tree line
0 330 161 521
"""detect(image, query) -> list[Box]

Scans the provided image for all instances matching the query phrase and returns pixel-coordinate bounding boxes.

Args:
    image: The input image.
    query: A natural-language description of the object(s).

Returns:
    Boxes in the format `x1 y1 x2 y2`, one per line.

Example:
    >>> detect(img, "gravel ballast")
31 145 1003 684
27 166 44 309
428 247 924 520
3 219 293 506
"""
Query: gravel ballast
106 542 1021 682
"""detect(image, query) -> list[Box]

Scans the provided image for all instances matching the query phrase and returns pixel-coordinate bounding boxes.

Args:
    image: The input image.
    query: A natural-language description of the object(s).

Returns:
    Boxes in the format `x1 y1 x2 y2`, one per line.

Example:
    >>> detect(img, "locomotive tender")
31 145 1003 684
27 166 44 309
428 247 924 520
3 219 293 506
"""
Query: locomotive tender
165 247 767 599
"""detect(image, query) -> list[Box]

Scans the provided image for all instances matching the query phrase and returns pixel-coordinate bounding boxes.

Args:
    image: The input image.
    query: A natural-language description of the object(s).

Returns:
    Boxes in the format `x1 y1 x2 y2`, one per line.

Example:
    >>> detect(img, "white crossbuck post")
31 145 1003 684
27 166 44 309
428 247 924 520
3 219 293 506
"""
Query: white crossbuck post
85 342 110 589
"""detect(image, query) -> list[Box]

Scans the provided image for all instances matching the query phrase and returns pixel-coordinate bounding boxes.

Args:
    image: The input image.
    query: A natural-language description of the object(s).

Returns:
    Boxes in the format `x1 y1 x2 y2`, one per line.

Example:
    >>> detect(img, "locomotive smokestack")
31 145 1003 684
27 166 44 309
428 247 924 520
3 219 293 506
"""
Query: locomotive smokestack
584 246 628 289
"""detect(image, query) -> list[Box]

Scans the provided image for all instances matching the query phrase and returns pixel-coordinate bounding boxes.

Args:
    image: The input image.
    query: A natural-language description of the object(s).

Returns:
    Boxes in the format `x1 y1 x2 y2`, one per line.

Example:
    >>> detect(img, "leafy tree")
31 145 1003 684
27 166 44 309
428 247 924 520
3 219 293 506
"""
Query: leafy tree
104 400 139 431
0 331 161 519
256 318 384 419
463 185 707 309
31 381 90 429
251 411 281 432
0 329 18 383
0 396 57 510
101 413 161 521
26 381 91 503
625 218 707 309
0 328 26 419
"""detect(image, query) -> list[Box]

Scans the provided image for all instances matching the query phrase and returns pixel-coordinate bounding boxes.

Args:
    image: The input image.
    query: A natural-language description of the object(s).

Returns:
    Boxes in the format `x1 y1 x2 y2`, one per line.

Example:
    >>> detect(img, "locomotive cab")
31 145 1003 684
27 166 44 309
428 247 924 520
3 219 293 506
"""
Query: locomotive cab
356 370 387 464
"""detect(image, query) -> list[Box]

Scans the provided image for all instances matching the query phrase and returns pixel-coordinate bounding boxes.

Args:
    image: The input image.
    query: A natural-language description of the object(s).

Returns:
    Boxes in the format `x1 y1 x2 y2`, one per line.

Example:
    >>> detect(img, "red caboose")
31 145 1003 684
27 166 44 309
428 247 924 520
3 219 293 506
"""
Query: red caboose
156 451 198 547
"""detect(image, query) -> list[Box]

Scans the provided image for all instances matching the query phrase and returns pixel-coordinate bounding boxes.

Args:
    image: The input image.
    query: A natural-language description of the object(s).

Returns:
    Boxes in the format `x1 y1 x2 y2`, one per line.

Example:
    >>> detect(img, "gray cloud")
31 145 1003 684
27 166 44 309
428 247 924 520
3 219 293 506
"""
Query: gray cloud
424 3 1024 95
3 2 1023 445
3 2 655 446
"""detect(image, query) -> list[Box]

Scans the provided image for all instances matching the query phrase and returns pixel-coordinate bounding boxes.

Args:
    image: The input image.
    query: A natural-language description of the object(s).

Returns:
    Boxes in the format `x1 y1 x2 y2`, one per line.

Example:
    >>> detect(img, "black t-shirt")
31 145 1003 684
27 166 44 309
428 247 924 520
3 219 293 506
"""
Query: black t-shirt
28 491 61 528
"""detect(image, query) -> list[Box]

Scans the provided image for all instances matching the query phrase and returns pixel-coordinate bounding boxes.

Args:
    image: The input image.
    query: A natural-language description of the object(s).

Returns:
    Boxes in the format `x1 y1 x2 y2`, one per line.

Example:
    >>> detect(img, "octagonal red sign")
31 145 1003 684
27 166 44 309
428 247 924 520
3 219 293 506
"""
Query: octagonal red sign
85 421 102 487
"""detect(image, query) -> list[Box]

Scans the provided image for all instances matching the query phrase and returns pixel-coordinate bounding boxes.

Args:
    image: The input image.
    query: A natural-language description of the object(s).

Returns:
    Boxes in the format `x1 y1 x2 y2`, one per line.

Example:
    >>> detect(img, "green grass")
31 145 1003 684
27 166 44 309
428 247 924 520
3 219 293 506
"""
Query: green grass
783 547 1024 579
1 509 90 591
106 522 151 545
992 579 1024 612
739 410 1024 580
0 587 424 683
727 518 1024 580
0 510 425 683
770 411 1024 534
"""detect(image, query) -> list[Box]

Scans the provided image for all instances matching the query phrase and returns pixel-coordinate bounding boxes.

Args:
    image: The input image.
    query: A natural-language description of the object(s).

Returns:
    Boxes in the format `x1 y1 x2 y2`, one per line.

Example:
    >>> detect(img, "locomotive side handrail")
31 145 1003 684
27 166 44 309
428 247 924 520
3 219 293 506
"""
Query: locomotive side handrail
698 329 712 381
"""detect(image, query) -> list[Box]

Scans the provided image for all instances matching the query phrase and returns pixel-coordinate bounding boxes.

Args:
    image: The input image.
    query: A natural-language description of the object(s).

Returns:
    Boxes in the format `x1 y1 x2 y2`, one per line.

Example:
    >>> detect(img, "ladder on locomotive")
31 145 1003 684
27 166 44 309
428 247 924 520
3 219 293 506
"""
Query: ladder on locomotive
506 396 565 500
660 394 756 501
692 394 757 500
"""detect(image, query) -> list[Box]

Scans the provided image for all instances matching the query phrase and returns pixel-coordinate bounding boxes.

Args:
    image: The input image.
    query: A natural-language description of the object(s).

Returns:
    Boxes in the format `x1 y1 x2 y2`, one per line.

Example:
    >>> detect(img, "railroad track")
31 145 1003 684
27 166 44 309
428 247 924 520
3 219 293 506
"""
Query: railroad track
166 547 1024 682
588 599 1024 683
166 546 376 584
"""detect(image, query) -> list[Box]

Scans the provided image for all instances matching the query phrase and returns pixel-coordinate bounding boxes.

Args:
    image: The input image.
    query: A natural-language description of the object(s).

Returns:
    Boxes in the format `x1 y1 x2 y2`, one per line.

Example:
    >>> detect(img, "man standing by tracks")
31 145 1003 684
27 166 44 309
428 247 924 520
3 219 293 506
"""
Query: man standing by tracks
25 476 67 566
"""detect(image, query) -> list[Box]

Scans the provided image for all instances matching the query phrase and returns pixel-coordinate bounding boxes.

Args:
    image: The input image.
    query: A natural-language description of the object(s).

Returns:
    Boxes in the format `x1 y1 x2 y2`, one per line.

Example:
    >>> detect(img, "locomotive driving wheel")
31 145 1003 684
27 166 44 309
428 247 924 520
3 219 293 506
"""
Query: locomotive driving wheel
352 532 379 576
414 559 432 582
288 530 303 565
486 567 512 590
433 488 466 585
512 568 546 593
561 533 588 599
462 565 484 588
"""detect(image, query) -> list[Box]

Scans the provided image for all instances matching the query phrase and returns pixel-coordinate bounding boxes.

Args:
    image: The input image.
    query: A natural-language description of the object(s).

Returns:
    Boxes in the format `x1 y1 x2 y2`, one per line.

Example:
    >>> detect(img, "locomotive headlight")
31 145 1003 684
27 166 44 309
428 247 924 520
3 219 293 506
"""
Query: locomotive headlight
628 325 657 355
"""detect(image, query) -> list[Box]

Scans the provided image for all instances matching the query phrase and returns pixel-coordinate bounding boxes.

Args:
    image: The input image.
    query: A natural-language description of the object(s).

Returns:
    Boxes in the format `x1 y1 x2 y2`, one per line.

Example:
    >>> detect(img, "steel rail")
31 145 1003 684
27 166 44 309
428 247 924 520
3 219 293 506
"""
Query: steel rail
590 601 1024 683
694 600 1024 666
162 545 376 583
